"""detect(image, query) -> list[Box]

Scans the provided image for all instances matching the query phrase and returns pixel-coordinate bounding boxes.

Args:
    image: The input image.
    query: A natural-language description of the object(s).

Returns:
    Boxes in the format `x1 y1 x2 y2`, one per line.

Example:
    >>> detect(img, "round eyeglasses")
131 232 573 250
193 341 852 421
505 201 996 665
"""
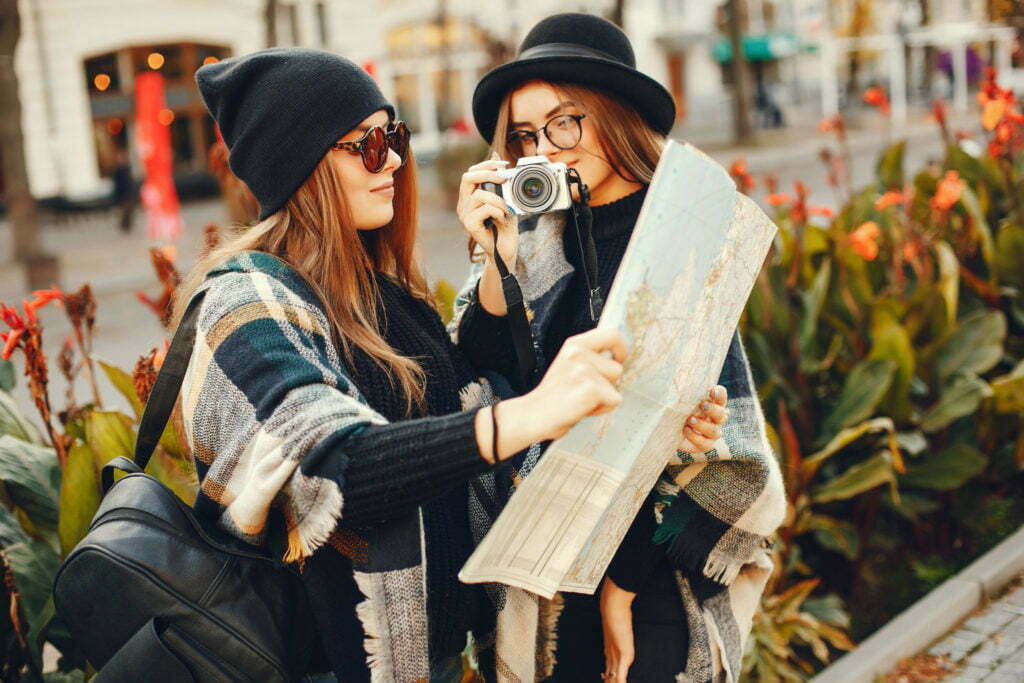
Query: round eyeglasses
506 113 586 157
332 120 410 173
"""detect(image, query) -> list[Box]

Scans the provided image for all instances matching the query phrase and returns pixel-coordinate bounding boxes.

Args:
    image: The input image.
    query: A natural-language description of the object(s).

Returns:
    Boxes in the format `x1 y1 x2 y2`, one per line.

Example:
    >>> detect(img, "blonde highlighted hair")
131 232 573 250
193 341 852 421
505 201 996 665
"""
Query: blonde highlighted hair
174 149 429 414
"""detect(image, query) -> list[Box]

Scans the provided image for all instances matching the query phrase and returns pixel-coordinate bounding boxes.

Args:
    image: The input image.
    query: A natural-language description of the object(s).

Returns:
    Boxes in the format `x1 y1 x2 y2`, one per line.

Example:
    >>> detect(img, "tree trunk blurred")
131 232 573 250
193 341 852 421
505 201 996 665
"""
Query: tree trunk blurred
0 0 43 265
264 0 278 47
726 0 754 144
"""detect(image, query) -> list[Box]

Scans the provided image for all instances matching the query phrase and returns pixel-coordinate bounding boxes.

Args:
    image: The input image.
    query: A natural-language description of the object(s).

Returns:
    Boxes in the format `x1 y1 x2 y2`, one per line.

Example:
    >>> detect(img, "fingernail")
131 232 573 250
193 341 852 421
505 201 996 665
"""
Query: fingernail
689 416 698 425
700 402 709 412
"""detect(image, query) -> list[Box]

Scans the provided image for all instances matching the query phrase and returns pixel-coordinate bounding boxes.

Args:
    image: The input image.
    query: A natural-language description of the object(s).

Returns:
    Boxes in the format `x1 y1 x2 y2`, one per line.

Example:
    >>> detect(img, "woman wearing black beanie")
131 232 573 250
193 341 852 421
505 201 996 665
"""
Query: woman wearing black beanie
453 13 785 683
178 47 629 682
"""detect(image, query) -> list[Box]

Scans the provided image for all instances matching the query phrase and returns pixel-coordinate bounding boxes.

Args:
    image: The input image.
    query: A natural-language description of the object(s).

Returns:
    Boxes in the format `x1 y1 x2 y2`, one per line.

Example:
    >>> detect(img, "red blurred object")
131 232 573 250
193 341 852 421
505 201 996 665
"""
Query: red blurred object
135 72 184 242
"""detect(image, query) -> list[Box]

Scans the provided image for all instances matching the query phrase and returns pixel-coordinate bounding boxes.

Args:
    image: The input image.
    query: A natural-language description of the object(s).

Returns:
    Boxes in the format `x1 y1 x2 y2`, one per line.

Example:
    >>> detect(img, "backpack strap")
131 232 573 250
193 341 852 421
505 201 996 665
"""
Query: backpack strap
133 291 207 473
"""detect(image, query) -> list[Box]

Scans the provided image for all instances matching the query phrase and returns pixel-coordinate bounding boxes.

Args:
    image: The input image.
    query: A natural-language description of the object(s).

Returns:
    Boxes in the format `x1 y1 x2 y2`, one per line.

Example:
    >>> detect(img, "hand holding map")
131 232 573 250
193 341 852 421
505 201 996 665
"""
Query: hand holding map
459 141 778 598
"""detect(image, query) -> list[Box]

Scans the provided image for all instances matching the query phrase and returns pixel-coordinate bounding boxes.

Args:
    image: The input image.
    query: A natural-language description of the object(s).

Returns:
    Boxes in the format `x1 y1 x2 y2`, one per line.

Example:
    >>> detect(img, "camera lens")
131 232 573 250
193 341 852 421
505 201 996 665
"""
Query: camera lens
512 167 555 212
523 177 545 200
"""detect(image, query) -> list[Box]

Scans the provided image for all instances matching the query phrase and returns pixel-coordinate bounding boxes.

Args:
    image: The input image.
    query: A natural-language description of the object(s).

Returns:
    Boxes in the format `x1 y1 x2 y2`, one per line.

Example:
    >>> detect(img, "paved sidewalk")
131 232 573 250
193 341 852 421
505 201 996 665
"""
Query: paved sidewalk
923 576 1024 682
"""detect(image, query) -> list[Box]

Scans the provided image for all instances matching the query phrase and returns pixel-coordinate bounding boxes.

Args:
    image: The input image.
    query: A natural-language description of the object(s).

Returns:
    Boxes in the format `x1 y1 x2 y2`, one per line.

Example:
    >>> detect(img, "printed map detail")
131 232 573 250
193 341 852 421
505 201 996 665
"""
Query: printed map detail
459 142 778 598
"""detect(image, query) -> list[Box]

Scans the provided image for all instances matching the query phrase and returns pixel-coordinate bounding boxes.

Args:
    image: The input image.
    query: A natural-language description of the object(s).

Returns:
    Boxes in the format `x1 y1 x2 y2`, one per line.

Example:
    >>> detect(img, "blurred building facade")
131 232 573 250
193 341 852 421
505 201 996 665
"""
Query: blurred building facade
10 0 1017 204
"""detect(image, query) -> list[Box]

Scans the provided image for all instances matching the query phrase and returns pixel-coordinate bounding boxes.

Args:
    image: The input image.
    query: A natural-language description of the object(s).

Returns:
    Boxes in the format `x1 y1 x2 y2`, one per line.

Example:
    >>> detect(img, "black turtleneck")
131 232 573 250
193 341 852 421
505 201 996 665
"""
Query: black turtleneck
542 186 648 366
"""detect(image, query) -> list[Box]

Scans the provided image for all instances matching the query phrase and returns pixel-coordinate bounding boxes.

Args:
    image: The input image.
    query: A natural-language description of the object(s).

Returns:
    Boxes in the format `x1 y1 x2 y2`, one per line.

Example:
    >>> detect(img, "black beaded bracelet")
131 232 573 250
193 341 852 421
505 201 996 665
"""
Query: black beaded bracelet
491 402 501 462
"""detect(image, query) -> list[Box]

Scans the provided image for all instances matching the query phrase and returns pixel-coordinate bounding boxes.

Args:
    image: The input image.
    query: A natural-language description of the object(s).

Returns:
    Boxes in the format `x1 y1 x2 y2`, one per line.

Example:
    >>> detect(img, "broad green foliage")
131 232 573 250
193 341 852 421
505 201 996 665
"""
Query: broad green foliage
742 131 1023 678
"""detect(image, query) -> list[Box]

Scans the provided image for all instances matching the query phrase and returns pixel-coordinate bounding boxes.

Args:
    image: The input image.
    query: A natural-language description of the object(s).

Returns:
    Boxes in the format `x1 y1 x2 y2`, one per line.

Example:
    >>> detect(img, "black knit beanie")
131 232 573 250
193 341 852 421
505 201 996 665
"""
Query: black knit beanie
196 47 395 220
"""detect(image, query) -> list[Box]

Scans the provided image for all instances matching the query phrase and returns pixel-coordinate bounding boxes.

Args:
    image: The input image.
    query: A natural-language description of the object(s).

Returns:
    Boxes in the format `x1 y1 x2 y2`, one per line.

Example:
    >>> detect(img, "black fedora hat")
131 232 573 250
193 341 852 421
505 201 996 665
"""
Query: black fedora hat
472 13 676 143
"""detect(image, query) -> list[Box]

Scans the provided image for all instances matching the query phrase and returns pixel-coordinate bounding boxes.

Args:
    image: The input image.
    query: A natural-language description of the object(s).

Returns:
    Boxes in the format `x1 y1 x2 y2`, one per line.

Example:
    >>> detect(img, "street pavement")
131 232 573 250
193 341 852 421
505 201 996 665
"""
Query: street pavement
0 111 975 421
919 575 1024 682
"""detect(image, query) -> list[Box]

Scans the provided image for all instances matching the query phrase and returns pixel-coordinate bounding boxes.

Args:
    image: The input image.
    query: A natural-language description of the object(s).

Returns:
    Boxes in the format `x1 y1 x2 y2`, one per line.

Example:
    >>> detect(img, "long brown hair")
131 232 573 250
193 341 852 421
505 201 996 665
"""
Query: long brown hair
491 81 665 183
174 149 429 413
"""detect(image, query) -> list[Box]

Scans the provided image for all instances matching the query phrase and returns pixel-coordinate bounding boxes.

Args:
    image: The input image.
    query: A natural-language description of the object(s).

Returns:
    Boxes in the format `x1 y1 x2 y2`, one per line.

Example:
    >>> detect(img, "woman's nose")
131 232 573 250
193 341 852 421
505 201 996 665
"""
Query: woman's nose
535 131 560 158
381 146 402 173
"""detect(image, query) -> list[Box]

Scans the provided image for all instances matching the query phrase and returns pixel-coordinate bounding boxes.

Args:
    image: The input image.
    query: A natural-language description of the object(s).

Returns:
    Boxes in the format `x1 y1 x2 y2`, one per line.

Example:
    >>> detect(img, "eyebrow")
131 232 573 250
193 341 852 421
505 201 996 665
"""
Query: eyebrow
510 101 576 128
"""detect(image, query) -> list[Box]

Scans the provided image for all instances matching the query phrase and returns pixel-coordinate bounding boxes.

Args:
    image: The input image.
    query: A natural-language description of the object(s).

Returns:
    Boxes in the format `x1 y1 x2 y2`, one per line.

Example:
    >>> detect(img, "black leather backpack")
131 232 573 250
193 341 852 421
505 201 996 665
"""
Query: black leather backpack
53 292 316 681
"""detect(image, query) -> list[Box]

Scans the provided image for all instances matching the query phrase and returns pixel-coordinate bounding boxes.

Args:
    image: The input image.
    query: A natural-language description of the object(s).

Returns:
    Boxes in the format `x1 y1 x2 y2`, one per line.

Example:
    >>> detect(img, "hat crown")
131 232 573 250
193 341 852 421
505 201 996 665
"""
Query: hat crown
519 13 635 68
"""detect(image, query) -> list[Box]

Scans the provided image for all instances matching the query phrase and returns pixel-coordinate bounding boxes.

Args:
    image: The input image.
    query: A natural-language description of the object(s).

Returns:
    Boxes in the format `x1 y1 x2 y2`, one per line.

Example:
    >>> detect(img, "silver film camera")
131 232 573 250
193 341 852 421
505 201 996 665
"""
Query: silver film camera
483 155 574 215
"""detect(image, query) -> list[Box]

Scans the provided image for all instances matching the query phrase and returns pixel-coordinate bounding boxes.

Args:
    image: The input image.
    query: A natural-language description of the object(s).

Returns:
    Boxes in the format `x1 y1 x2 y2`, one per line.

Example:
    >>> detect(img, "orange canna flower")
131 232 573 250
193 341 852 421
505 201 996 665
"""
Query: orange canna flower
1 329 24 360
849 221 881 261
729 159 755 193
902 239 922 263
982 99 1008 131
931 171 965 211
767 193 792 206
864 86 891 115
875 191 905 210
809 206 834 218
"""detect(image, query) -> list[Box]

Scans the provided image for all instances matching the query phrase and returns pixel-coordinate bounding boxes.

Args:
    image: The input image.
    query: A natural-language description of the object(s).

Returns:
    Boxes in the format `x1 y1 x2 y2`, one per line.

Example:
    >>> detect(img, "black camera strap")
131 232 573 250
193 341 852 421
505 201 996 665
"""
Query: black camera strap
566 168 603 322
479 168 600 390
485 219 538 389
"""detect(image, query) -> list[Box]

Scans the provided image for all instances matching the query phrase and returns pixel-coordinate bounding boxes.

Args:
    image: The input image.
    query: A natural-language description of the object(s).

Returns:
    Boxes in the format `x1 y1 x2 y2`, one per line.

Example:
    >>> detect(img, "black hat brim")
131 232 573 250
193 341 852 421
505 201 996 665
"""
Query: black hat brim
472 54 676 143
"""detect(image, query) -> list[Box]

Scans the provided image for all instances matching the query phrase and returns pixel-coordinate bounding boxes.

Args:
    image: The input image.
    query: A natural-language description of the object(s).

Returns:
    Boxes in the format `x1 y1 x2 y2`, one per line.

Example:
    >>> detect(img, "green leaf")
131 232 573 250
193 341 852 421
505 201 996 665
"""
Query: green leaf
97 360 143 419
959 186 996 269
884 490 942 522
432 279 457 327
920 374 994 432
0 501 30 547
934 241 960 326
146 445 198 506
811 452 897 503
933 310 1006 385
869 310 915 421
799 258 832 355
801 595 850 629
57 442 101 557
0 435 60 539
0 358 14 392
0 389 43 444
807 514 860 559
817 359 896 446
876 140 906 189
900 443 987 490
803 417 895 480
995 223 1024 289
895 431 928 456
0 504 60 668
990 373 1024 413
84 410 136 469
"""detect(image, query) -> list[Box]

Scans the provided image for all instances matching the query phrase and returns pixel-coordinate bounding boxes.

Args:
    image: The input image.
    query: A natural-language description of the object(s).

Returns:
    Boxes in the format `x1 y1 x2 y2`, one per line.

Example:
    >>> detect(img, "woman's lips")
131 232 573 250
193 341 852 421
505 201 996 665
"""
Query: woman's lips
371 181 395 197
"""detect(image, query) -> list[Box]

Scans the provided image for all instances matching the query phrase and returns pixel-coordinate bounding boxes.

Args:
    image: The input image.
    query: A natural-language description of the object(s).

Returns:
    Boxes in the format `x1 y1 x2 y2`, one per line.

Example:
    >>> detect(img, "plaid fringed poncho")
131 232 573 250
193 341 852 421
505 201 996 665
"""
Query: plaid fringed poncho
179 251 497 681
451 200 787 682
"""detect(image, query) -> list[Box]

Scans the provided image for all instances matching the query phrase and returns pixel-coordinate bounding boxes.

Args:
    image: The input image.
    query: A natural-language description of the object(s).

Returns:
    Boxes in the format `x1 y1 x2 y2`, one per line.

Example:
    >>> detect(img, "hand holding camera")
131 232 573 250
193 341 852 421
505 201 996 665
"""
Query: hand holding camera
457 156 518 267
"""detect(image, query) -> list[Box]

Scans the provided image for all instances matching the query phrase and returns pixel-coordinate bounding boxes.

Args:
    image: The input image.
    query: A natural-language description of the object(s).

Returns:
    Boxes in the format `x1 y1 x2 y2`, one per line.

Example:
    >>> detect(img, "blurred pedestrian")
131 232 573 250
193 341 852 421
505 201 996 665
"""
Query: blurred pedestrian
111 147 137 232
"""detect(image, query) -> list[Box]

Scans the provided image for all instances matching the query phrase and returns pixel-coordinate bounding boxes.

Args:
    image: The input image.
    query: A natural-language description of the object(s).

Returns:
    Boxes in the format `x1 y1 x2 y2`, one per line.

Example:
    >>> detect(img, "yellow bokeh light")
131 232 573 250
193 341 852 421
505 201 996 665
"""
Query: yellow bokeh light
202 56 220 65
93 73 111 91
157 109 175 126
147 52 165 70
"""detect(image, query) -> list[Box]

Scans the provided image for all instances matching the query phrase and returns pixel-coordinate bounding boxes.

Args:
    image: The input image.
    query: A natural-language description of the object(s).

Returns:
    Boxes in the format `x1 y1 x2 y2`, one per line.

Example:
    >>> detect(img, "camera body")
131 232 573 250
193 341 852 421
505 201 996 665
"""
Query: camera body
484 155 574 216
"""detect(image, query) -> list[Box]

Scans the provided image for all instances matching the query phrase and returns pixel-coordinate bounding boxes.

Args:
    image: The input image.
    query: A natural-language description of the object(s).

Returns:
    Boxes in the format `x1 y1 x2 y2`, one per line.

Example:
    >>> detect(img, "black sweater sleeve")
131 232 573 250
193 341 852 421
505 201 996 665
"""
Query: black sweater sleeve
301 409 492 527
456 282 522 389
606 492 664 593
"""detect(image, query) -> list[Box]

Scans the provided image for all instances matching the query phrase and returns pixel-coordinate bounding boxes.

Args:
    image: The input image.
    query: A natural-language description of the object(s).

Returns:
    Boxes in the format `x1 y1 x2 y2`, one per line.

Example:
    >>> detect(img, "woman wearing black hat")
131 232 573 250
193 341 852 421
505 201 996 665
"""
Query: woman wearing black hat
177 47 630 682
453 13 784 683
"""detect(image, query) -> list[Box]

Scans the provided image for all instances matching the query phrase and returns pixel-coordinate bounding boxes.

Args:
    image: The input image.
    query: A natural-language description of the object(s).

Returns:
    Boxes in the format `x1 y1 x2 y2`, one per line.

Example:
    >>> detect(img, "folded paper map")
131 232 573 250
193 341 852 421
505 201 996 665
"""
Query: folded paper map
459 141 778 598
